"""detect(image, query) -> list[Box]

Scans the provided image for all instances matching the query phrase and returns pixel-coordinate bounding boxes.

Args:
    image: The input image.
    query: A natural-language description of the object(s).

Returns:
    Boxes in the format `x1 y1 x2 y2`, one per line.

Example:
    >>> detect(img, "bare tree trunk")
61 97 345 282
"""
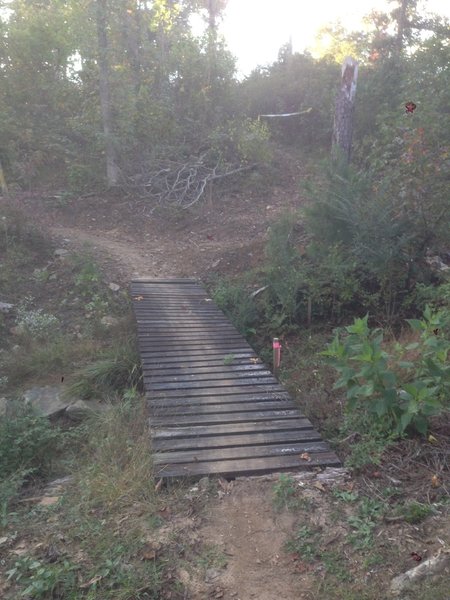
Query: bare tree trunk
0 159 8 195
396 0 409 52
96 0 119 187
331 56 358 164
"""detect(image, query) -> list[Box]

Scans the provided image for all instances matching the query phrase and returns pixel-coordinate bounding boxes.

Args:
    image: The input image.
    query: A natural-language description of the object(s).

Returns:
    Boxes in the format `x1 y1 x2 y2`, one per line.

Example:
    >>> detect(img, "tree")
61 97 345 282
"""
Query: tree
95 0 119 186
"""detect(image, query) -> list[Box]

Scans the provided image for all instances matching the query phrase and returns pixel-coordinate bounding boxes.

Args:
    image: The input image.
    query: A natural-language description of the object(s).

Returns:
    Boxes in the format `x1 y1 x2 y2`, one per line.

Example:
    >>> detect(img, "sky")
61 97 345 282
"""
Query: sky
219 0 450 75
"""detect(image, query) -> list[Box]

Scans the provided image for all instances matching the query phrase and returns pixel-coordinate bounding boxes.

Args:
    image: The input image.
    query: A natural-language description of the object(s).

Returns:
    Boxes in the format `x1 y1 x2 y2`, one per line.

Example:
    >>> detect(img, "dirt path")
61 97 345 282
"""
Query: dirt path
196 478 313 600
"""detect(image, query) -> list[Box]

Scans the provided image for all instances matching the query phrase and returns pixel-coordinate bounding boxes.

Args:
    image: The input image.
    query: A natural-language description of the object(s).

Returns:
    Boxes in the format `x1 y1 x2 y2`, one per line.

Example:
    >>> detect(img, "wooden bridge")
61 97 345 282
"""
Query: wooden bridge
131 279 340 479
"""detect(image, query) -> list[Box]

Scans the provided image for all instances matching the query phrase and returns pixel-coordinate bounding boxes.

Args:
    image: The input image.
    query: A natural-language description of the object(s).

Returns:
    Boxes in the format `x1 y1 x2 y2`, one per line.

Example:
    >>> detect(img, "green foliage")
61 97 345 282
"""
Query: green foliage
15 301 60 340
75 396 154 511
398 500 434 524
67 338 142 400
222 353 235 365
285 525 321 561
272 473 299 511
0 401 63 479
347 497 384 549
212 279 257 336
239 52 339 149
324 308 450 436
6 556 78 599
0 402 64 522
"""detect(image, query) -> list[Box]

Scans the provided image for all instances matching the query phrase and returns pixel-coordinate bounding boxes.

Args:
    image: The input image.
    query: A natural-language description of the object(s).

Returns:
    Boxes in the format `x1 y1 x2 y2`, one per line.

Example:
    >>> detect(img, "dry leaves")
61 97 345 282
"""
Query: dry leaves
299 452 311 461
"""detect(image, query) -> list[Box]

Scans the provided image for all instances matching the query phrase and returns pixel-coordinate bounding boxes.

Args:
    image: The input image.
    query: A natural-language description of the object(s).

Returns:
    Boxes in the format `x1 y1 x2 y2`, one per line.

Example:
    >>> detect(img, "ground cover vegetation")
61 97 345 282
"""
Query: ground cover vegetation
0 0 449 597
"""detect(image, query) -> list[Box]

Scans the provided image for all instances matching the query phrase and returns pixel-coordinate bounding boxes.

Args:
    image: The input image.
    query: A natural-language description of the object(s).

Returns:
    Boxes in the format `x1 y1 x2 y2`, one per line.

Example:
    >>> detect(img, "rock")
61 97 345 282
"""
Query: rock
205 568 222 583
0 302 14 313
23 385 71 417
65 399 108 421
44 476 74 494
10 325 24 336
108 282 120 292
12 345 21 353
38 496 60 507
390 550 450 596
0 397 7 417
49 273 58 281
198 476 210 491
54 248 69 257
100 315 119 327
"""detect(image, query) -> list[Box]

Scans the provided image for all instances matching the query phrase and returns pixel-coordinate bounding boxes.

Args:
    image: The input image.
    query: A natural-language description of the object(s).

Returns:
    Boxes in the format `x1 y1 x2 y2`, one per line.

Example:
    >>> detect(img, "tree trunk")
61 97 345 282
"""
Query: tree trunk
96 0 119 187
0 160 8 195
331 56 358 164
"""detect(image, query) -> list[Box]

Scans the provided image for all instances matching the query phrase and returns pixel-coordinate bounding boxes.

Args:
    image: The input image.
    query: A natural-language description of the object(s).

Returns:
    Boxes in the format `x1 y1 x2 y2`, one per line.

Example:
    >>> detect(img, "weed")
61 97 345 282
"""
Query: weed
223 353 235 365
2 336 99 388
0 401 63 479
272 473 310 511
321 550 352 582
74 396 154 511
6 555 78 599
212 278 258 336
398 500 434 524
285 526 321 561
66 337 142 399
15 302 59 340
332 489 359 503
347 497 384 549
196 544 228 571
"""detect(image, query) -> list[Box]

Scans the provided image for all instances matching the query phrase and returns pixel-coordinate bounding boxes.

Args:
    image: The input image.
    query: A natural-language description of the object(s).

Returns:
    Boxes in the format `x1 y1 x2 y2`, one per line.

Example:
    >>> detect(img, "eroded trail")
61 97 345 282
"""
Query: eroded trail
50 226 171 279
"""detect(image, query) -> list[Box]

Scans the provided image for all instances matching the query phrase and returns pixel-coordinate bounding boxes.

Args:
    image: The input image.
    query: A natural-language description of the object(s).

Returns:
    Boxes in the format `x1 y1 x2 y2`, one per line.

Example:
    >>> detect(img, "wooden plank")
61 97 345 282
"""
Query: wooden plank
136 326 238 334
148 400 295 414
137 339 248 348
141 356 258 368
137 324 230 329
151 410 301 426
138 346 253 356
131 278 199 283
138 333 243 342
147 392 291 407
152 428 322 451
149 384 286 399
149 377 278 391
145 369 270 382
150 418 312 439
155 452 341 478
143 363 268 376
153 442 331 465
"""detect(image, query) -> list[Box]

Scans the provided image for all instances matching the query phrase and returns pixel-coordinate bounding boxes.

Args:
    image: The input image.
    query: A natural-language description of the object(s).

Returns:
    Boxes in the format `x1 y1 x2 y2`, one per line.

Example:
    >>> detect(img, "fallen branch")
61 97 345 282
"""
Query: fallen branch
122 156 256 210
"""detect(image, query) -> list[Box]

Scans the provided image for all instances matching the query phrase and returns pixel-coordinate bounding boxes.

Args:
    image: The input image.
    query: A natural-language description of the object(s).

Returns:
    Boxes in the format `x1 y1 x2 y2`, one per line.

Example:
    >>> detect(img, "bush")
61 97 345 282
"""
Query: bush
323 307 450 436
67 337 142 400
0 401 63 478
304 161 435 323
75 393 154 510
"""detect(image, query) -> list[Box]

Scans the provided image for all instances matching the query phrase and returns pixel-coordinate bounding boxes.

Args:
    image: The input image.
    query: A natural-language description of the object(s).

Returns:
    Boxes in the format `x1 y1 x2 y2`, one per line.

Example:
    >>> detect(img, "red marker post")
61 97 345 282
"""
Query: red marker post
273 337 281 374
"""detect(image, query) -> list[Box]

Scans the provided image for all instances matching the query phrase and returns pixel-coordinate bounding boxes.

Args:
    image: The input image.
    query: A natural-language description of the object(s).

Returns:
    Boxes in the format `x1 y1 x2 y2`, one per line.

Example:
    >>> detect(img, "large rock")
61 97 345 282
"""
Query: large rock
0 302 14 313
23 385 71 418
65 399 108 421
100 315 120 327
0 397 7 417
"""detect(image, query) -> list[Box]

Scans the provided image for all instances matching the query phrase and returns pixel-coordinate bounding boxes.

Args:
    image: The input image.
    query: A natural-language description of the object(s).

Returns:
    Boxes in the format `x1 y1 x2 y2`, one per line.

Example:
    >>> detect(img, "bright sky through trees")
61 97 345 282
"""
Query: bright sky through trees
221 0 450 75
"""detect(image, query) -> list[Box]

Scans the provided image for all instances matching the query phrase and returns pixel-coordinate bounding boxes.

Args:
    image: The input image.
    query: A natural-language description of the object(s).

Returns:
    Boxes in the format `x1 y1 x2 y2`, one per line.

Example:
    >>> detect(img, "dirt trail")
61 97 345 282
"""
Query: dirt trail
50 225 171 279
196 478 314 600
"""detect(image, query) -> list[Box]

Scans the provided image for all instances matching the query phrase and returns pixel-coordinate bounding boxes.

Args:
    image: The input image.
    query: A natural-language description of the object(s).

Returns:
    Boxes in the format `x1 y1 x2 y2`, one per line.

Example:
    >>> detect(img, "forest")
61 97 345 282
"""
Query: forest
0 1 449 599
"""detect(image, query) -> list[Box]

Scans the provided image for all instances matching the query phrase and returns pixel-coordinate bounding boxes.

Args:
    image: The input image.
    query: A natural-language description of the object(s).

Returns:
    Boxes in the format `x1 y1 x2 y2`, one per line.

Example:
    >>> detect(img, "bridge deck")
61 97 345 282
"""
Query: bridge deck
131 279 340 479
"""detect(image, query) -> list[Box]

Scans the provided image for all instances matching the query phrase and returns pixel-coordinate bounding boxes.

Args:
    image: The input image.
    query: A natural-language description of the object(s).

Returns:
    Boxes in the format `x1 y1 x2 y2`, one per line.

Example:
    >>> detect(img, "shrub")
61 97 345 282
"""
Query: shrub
67 337 142 400
0 401 63 478
323 307 450 436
